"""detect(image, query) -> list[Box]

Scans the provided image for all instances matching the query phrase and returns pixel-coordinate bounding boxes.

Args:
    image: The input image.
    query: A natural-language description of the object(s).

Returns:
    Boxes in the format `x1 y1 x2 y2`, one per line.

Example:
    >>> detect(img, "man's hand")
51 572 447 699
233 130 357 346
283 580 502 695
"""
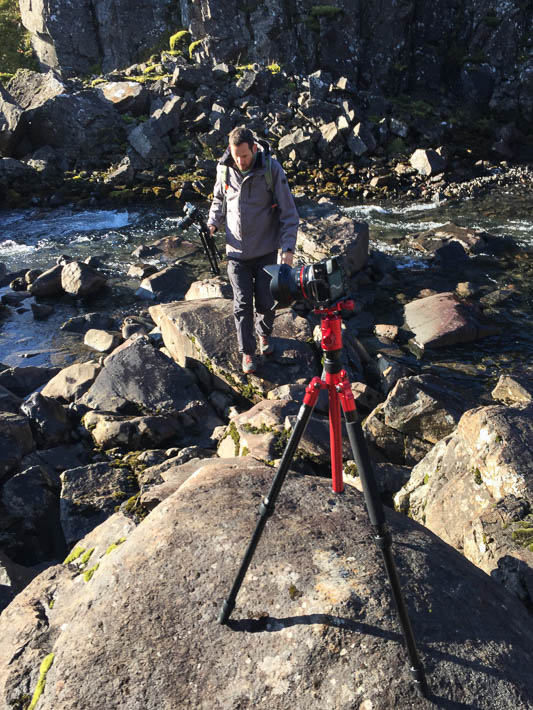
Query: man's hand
280 251 293 266
208 225 216 236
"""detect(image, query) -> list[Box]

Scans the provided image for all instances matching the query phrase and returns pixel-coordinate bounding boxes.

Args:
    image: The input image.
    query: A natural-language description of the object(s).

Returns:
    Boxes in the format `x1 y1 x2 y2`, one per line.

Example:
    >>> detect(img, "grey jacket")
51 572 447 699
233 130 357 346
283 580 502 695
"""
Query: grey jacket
207 144 299 261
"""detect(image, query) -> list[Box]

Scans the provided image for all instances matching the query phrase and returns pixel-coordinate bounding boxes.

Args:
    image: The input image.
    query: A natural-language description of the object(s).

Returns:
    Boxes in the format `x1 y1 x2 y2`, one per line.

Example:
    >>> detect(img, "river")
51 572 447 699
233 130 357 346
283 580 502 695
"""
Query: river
0 191 532 380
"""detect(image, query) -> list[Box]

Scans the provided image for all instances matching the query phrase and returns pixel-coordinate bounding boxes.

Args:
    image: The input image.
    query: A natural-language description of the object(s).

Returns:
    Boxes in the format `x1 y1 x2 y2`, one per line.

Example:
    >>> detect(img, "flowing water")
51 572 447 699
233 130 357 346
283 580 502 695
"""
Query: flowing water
0 191 532 384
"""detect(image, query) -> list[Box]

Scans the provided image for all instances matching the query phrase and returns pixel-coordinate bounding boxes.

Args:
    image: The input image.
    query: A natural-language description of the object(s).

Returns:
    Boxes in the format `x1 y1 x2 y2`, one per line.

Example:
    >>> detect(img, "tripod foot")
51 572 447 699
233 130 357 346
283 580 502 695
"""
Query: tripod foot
410 666 429 698
218 598 235 625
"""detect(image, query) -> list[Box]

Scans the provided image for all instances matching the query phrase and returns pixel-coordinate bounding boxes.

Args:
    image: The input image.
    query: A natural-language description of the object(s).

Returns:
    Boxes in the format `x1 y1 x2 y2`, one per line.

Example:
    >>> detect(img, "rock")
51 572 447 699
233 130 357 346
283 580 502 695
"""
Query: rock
20 0 174 76
0 465 66 564
136 264 192 301
6 69 67 110
61 261 107 297
394 403 533 606
3 461 533 709
60 312 116 334
0 365 60 397
184 277 233 301
20 393 71 448
20 444 91 478
0 385 23 414
0 86 23 157
381 374 467 445
31 303 54 320
26 92 126 164
83 328 122 353
60 462 139 547
345 460 411 500
318 121 345 161
103 156 135 186
374 324 399 339
277 128 316 160
41 361 102 402
0 551 36 612
0 413 36 481
347 122 377 157
79 337 217 438
150 299 317 400
491 375 533 406
409 148 446 176
171 65 206 89
96 81 149 115
409 223 490 256
297 215 369 276
82 410 181 450
28 264 64 297
404 291 502 354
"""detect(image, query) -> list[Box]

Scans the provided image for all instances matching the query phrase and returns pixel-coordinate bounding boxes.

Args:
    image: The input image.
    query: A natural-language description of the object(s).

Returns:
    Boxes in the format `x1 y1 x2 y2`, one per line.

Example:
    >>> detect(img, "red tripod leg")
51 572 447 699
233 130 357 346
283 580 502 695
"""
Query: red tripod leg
326 373 344 493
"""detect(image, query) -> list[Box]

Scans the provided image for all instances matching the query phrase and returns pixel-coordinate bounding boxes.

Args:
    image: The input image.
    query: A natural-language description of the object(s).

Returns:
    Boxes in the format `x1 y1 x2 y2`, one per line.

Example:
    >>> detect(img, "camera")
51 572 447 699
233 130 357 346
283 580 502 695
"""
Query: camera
264 255 348 308
176 202 199 230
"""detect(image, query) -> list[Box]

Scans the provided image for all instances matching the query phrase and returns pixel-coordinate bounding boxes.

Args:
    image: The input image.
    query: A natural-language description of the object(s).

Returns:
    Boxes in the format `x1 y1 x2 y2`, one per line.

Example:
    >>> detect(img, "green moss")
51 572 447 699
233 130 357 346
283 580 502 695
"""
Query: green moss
267 62 281 75
106 537 127 555
228 421 241 456
169 30 191 51
0 0 39 78
473 468 483 485
241 422 275 435
343 462 358 477
309 6 342 18
241 446 250 457
79 548 95 565
83 563 100 582
63 546 85 564
28 653 55 710
189 39 203 59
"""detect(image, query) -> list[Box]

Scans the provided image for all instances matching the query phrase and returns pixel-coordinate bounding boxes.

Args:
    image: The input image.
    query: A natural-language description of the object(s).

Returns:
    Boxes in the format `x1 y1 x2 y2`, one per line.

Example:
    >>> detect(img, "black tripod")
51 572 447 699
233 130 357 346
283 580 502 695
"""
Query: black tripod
218 299 428 697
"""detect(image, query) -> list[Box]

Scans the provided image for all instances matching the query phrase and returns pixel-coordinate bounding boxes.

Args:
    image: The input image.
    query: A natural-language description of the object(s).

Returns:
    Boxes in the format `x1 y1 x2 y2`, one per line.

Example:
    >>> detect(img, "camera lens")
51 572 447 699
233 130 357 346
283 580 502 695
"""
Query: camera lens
264 264 309 308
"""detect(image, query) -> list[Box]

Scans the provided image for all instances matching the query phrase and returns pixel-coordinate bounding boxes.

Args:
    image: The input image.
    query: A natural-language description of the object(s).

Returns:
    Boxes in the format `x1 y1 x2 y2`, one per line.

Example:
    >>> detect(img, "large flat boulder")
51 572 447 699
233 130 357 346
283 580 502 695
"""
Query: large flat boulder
404 291 501 354
2 460 533 708
150 299 318 400
297 215 369 277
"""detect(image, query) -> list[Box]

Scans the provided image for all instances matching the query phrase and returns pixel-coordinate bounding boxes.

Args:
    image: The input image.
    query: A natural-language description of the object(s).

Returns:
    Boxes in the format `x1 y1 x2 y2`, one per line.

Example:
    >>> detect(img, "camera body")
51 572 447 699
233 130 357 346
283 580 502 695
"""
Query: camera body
176 202 199 230
265 255 348 309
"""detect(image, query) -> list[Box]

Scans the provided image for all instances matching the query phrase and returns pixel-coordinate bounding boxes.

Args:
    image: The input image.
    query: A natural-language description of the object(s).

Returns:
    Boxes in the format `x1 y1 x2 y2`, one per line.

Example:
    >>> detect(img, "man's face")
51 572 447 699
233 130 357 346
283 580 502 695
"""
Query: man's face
230 141 257 172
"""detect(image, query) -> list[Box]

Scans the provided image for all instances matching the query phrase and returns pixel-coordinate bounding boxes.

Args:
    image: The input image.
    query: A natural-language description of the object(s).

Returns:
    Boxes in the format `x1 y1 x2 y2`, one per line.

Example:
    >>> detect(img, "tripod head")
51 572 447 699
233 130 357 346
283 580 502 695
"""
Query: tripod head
315 299 355 353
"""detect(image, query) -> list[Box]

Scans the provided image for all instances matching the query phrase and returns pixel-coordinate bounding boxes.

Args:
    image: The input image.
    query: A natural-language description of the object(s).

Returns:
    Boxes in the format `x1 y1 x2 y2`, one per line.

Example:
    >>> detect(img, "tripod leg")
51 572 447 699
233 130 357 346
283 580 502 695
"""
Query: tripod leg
343 408 428 697
327 379 344 493
218 378 323 624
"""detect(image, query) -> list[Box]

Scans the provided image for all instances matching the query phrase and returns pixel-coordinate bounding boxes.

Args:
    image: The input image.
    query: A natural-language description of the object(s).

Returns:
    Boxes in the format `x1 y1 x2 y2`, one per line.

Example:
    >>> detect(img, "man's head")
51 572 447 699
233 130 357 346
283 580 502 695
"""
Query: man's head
228 126 257 172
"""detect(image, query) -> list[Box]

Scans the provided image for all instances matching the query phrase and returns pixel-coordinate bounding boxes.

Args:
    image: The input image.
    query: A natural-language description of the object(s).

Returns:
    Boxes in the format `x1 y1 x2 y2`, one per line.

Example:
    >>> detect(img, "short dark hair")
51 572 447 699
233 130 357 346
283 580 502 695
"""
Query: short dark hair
228 126 255 149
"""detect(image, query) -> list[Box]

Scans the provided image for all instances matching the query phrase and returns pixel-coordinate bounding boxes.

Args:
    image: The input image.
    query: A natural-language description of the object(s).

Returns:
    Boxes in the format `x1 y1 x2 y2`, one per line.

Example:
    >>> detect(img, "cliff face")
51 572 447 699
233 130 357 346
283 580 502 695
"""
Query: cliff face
17 0 533 121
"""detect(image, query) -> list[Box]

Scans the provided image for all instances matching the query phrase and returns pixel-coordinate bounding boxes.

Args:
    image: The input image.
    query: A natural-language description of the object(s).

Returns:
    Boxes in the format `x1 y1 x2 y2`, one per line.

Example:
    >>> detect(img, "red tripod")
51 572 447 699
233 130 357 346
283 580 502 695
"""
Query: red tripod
218 300 428 697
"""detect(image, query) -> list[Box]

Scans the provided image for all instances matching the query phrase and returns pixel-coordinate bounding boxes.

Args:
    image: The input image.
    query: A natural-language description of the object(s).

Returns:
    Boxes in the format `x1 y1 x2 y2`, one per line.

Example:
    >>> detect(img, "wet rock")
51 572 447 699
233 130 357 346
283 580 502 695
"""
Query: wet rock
41 361 102 402
20 392 71 448
404 291 502 354
28 264 64 297
136 263 192 301
0 385 23 414
60 312 116 334
61 261 107 297
60 462 139 547
3 462 533 709
31 302 54 320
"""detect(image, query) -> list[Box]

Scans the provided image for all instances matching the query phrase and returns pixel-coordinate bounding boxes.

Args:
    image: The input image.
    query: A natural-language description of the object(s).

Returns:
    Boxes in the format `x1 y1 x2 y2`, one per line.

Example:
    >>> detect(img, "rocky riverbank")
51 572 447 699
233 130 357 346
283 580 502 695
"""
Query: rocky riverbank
1 36 532 212
1 189 533 705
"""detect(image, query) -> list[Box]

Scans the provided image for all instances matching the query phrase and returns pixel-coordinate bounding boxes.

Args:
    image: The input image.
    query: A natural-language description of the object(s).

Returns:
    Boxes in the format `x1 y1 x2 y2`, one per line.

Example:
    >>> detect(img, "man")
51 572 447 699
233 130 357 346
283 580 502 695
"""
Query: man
208 126 299 374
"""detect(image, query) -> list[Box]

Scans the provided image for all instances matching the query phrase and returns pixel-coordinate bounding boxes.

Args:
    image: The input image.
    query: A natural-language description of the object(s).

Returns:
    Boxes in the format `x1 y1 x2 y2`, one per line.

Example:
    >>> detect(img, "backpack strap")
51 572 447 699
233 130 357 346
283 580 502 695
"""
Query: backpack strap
219 164 229 216
264 155 278 210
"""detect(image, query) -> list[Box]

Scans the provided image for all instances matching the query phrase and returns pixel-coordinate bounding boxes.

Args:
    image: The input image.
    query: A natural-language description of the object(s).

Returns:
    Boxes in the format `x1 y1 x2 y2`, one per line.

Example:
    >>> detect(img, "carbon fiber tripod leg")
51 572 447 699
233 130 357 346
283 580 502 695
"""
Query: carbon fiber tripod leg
218 383 320 624
344 409 428 697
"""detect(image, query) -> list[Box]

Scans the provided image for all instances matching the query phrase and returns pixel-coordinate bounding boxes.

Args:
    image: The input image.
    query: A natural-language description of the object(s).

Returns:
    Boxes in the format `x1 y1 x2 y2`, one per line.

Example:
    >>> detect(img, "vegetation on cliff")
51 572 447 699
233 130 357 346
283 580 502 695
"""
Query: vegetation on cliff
0 0 36 83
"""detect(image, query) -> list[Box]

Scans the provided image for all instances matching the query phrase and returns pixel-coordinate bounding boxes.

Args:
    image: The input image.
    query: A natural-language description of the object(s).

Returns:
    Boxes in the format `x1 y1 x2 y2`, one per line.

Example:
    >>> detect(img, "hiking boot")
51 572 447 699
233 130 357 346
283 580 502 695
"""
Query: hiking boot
242 353 257 374
259 335 274 356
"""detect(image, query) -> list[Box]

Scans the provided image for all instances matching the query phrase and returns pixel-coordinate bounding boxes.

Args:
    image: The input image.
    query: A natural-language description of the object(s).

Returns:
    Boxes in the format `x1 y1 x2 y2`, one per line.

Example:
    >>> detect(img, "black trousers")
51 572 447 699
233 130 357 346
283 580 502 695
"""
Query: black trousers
226 251 277 354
